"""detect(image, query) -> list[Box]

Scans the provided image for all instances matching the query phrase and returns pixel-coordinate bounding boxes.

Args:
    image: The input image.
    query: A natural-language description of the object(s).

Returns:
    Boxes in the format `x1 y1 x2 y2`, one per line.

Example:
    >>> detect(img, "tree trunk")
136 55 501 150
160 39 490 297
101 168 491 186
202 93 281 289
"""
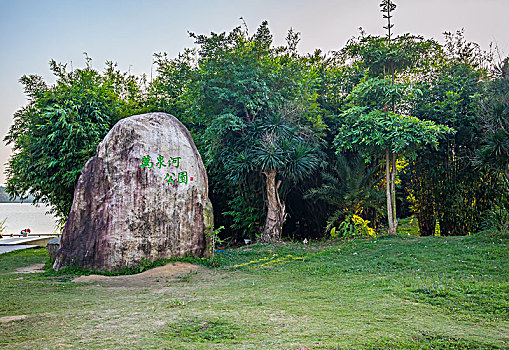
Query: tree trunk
385 150 398 235
386 150 395 235
391 152 398 233
259 170 285 243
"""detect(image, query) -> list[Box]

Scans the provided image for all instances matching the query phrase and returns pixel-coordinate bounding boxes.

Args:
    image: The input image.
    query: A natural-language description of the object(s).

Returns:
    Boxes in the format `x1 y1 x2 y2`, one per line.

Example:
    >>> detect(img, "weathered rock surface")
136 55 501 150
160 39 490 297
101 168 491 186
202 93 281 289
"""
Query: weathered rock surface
53 112 213 271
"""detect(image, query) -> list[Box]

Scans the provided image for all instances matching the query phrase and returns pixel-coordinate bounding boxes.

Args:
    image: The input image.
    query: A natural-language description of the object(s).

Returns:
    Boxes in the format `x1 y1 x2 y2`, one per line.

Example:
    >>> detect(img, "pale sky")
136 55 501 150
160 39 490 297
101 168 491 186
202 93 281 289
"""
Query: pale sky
1 0 508 186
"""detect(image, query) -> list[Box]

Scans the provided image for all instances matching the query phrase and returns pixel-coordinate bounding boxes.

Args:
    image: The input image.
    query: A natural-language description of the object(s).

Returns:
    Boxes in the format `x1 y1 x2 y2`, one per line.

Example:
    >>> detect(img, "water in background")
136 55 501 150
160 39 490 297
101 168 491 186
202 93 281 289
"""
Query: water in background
0 203 59 234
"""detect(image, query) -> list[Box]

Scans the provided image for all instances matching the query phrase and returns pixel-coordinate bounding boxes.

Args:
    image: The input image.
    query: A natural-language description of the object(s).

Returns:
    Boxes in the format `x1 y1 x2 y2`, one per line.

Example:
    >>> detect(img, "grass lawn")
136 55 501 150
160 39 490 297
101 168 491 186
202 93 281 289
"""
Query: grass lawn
0 232 507 349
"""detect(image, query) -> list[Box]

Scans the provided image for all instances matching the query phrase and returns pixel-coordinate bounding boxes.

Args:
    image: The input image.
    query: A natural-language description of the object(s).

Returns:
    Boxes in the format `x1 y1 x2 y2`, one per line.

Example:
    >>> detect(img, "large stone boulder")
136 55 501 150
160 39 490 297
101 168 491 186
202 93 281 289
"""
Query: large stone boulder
53 112 213 271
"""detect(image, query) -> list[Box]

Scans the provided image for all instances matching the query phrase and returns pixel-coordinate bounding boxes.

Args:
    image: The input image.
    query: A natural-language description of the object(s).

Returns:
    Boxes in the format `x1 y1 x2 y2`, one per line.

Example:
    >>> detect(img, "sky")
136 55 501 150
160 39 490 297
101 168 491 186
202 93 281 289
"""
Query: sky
1 0 508 186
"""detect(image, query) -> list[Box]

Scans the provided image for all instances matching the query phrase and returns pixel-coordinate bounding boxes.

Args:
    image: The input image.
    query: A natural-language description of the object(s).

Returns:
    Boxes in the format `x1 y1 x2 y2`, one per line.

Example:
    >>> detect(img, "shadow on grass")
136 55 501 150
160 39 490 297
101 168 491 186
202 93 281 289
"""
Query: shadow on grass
362 333 504 349
164 317 241 343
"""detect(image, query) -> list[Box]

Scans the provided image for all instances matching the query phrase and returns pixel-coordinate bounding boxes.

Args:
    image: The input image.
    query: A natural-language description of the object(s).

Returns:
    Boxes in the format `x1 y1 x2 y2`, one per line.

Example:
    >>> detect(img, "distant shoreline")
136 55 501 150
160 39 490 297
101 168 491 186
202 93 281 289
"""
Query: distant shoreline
0 186 35 203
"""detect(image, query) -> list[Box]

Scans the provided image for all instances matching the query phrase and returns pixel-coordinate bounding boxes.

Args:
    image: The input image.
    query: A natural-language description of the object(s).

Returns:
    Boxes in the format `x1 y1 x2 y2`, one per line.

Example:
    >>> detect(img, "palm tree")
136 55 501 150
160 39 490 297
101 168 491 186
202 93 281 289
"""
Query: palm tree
305 153 384 234
249 114 323 243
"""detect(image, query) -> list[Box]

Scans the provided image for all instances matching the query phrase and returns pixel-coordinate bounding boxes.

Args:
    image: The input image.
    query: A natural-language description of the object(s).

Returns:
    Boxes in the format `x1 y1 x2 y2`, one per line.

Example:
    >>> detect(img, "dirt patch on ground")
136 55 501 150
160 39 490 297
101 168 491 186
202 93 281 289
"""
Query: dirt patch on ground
0 315 30 323
14 263 45 274
72 262 206 287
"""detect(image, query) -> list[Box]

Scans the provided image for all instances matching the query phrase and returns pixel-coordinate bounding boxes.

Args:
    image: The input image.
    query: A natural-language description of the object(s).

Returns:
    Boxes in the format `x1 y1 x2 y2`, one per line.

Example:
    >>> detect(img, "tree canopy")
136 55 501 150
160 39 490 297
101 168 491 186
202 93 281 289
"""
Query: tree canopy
4 4 507 239
4 60 146 223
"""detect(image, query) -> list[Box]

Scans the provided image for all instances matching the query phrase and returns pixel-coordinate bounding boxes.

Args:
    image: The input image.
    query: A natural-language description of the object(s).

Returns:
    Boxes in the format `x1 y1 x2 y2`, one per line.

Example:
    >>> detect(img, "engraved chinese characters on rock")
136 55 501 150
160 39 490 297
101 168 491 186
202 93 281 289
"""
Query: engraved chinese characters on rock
139 155 195 184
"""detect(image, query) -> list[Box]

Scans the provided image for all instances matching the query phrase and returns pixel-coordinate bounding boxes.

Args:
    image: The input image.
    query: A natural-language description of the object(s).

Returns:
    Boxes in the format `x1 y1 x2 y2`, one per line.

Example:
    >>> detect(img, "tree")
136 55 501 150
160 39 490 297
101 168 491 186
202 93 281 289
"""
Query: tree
156 22 326 243
229 112 322 243
148 49 198 122
407 33 503 236
305 153 385 235
335 97 453 235
203 104 322 243
332 0 452 235
4 59 145 223
475 57 509 181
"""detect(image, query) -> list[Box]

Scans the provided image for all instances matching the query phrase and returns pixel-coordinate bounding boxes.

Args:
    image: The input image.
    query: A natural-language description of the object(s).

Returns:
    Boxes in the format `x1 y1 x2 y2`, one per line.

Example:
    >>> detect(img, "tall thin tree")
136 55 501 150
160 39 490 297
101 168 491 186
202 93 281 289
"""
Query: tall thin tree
381 0 398 235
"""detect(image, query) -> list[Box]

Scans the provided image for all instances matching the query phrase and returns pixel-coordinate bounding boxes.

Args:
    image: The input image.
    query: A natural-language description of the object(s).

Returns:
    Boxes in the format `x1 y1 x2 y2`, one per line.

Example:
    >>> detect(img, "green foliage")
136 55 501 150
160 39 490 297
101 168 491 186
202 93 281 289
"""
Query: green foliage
5 11 506 242
152 21 325 240
481 201 509 233
222 192 264 240
397 217 420 236
336 72 454 156
336 19 455 235
305 153 384 232
332 213 376 238
340 32 443 79
345 77 410 110
205 225 225 264
4 59 145 224
336 107 453 155
474 57 509 181
408 51 504 235
443 29 495 72
334 78 453 237
149 49 198 118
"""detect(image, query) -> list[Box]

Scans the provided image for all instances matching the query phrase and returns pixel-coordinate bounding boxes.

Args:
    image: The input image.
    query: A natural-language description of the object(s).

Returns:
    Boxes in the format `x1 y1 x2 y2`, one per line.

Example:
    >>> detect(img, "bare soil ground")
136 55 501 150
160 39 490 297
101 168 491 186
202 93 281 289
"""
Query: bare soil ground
14 263 45 274
72 262 206 287
0 315 30 323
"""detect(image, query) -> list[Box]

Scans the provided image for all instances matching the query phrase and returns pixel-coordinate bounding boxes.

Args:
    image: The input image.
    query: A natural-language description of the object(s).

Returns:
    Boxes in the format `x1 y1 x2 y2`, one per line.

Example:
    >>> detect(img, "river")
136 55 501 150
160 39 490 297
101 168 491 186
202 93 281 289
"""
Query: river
0 203 59 234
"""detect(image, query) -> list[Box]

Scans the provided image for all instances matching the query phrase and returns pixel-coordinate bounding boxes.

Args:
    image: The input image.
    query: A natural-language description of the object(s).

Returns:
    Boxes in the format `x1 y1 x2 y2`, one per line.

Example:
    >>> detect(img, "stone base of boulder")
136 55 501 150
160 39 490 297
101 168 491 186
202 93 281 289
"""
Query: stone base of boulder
47 236 61 263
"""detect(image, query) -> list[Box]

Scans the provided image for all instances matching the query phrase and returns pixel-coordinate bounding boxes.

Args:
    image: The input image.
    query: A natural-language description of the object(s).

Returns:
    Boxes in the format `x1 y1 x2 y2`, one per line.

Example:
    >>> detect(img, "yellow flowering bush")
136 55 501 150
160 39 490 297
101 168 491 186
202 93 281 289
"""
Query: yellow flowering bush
331 213 376 238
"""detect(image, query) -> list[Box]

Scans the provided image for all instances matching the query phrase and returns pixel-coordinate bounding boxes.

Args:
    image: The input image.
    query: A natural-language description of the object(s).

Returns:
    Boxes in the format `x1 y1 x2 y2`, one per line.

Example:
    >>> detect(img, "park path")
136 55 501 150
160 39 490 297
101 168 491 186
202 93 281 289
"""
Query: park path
0 244 39 254
0 236 56 254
